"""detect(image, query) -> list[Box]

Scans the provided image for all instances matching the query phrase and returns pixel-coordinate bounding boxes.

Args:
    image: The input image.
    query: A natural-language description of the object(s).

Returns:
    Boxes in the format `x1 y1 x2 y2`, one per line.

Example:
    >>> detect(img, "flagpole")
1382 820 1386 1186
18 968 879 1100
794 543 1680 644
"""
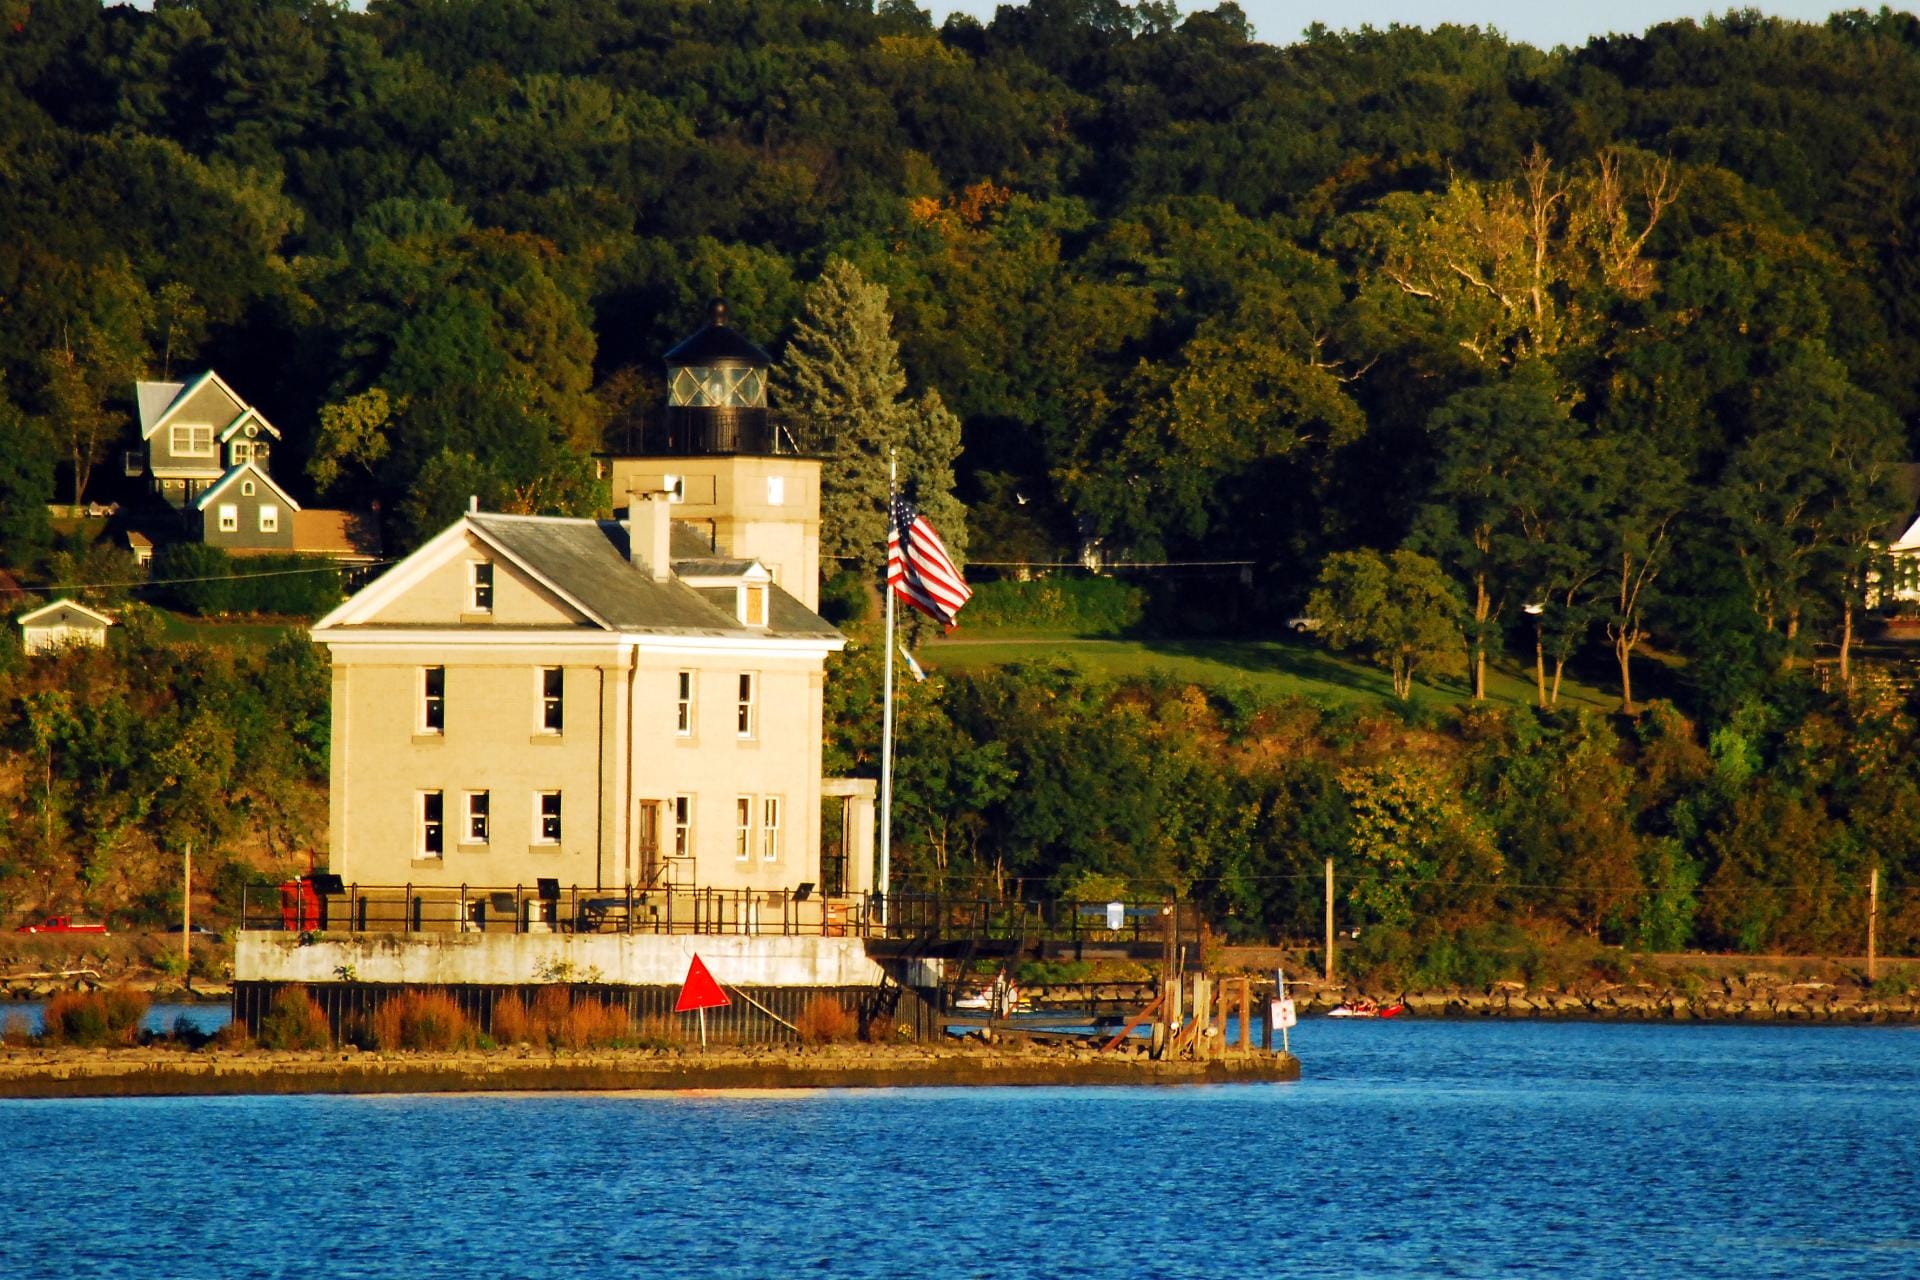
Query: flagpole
878 451 897 930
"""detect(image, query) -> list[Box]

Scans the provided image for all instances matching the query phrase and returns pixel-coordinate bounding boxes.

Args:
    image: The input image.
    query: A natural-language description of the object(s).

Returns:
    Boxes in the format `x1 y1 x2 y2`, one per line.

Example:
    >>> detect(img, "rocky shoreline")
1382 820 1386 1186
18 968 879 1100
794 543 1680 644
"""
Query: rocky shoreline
1023 970 1920 1024
0 1041 1301 1099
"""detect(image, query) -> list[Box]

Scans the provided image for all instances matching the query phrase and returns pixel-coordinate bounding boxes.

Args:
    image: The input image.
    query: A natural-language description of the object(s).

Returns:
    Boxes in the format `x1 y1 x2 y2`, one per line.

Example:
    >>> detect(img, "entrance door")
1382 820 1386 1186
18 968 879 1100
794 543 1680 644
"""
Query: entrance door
636 800 661 888
820 797 848 898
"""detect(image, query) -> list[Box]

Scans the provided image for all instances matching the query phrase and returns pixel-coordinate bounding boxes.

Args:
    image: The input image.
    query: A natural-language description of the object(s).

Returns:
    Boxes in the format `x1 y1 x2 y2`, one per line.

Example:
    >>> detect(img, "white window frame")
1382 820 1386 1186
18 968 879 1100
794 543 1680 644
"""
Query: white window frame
761 796 781 863
421 666 445 734
240 477 256 495
217 503 238 533
465 790 490 845
539 666 564 734
535 790 562 845
233 443 255 466
470 561 494 613
673 794 693 856
736 672 756 739
170 423 214 458
735 796 753 861
258 504 279 533
420 790 444 859
675 670 695 737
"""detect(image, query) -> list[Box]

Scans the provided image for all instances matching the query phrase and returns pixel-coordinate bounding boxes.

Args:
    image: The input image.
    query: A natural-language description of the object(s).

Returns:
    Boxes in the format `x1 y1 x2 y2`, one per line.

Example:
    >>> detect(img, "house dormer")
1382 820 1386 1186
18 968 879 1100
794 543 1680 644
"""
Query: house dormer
220 406 281 469
676 557 775 628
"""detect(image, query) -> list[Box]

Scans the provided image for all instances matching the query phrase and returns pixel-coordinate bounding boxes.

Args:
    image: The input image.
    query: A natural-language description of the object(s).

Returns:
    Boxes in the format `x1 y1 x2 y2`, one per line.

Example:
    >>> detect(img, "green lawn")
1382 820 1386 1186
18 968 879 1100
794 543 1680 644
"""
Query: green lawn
155 612 302 647
918 631 1620 712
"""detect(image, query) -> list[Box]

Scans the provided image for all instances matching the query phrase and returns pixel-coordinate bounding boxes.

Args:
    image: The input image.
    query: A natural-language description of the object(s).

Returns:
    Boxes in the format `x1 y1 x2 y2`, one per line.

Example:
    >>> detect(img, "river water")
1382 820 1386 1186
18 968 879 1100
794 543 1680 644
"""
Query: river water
2 1019 1916 1279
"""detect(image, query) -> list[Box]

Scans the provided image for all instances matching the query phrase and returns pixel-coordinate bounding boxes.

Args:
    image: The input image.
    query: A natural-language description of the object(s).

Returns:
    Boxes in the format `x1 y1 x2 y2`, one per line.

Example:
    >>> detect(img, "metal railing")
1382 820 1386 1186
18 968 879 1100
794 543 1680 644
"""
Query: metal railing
242 884 1201 945
244 882 879 938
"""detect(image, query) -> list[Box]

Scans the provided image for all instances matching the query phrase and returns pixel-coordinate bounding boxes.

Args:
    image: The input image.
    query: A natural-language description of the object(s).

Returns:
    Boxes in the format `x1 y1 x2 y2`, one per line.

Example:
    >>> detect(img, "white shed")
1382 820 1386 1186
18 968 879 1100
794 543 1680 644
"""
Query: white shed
18 598 113 655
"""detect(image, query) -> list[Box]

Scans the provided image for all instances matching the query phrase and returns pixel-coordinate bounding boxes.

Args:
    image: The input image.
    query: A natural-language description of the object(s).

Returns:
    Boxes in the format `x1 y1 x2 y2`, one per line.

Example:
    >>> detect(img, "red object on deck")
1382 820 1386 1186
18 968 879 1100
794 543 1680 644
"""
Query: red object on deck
280 878 321 931
675 954 731 1012
13 915 108 934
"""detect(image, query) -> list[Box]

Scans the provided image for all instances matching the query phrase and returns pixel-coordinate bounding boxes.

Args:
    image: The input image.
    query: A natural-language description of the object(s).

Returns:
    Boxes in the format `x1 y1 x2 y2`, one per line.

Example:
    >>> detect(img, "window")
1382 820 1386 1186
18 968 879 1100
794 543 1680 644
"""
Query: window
421 666 445 733
217 503 238 533
673 795 693 856
540 667 564 733
240 478 256 495
420 791 444 858
258 505 279 534
470 561 494 613
675 671 695 737
743 585 767 628
766 476 785 506
170 423 214 457
123 450 144 477
465 791 490 844
736 673 756 738
536 791 562 844
233 444 255 467
761 796 782 862
735 797 752 860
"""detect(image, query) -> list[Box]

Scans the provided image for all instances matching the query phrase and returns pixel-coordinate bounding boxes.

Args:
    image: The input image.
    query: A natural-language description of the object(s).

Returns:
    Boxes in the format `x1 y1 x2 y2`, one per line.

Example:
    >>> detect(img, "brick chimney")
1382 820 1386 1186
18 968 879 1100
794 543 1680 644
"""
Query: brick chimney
628 489 672 583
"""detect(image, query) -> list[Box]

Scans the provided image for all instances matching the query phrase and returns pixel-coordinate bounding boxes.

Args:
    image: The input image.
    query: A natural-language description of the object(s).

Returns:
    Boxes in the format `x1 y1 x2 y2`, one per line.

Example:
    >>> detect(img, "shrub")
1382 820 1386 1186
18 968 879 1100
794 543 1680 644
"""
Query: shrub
153 543 345 617
963 577 1144 635
211 1021 253 1050
794 995 858 1044
369 990 477 1051
492 988 633 1049
257 986 332 1050
40 987 149 1047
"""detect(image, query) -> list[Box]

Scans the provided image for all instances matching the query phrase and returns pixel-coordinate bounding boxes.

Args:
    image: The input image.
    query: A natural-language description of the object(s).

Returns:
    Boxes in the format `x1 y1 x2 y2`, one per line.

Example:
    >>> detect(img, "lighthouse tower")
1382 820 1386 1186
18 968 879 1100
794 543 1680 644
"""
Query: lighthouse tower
603 302 822 610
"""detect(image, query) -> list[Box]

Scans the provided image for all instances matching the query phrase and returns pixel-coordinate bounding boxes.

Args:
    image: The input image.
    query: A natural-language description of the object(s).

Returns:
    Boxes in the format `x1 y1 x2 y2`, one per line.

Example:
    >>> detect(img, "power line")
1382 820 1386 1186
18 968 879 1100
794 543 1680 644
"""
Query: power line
11 560 397 596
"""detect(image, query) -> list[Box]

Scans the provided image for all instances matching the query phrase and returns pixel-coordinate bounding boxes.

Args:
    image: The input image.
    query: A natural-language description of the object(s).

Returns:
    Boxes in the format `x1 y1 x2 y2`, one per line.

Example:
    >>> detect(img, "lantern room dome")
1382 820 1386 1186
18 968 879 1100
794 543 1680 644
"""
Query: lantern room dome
663 301 772 368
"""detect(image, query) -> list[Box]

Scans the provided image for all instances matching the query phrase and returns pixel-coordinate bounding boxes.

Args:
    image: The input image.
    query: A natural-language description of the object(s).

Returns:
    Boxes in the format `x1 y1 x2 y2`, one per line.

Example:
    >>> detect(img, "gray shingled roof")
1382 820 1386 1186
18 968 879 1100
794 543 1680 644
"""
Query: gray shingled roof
136 381 184 437
467 514 837 640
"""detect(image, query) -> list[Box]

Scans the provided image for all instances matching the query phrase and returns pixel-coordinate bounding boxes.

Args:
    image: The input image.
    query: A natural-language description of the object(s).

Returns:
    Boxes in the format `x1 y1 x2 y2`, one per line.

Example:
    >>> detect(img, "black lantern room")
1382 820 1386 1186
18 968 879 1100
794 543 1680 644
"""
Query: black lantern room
646 301 778 455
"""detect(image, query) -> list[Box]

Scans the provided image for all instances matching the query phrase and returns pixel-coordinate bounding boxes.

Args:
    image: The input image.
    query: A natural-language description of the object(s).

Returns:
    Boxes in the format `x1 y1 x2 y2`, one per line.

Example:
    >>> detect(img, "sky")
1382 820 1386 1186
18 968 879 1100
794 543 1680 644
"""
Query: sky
928 2 1867 50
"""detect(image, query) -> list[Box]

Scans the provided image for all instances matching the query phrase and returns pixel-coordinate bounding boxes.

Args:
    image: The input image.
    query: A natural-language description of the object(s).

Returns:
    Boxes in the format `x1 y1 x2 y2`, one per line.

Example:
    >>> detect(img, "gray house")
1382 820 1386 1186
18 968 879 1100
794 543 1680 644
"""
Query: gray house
133 370 281 511
195 463 299 553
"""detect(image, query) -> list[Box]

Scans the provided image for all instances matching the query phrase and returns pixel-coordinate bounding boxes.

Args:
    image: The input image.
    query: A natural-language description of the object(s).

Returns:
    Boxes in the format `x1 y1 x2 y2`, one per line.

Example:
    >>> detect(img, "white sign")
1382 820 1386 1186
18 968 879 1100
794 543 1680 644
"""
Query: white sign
1106 901 1125 931
1271 998 1297 1030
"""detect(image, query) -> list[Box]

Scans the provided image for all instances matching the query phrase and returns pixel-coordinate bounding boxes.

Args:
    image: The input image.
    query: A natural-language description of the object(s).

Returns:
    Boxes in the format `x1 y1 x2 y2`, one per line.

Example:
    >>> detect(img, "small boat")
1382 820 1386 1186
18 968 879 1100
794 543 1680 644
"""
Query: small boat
1326 996 1404 1019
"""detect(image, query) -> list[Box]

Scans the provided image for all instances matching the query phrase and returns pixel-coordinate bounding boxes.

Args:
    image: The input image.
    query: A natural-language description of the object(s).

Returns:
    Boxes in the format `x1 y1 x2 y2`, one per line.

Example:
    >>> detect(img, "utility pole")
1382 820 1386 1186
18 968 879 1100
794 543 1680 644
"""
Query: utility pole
182 842 193 993
1867 866 1879 984
1323 856 1335 985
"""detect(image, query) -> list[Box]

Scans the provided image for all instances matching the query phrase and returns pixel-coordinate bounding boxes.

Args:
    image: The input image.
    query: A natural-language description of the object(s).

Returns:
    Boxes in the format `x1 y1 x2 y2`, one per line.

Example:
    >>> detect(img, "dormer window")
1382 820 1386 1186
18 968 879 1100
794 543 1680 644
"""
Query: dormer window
742 585 767 628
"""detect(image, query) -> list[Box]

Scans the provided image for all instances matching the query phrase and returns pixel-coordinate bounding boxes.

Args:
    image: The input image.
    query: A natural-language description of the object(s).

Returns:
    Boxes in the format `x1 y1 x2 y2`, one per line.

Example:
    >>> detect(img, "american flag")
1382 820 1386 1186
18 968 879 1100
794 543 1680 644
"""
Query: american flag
887 493 971 629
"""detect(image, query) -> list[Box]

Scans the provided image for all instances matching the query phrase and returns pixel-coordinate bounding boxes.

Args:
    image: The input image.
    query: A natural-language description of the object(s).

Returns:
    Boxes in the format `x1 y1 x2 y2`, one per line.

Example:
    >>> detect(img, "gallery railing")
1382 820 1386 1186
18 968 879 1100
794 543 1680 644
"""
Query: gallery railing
242 882 877 938
240 883 1200 945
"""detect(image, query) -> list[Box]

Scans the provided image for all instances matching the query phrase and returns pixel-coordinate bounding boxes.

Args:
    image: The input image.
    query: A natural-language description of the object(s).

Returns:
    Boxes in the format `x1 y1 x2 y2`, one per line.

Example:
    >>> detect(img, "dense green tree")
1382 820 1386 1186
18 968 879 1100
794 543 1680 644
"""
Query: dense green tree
0 394 56 572
781 258 965 577
1306 548 1463 700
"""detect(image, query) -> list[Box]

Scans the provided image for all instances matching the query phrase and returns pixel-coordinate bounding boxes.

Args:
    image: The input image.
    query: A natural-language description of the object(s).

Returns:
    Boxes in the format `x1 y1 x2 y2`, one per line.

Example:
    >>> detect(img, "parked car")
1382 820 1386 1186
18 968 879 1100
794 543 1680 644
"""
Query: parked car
13 915 109 934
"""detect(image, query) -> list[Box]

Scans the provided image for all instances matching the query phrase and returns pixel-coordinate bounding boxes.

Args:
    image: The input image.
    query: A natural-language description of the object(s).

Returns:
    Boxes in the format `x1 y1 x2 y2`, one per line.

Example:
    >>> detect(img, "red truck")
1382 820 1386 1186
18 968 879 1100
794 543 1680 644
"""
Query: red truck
13 915 109 934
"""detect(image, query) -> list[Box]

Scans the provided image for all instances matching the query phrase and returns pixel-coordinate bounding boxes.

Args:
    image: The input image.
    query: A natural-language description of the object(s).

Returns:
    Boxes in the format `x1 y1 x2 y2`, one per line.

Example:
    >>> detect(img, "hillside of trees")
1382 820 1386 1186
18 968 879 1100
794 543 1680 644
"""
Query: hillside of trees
4 2 1920 961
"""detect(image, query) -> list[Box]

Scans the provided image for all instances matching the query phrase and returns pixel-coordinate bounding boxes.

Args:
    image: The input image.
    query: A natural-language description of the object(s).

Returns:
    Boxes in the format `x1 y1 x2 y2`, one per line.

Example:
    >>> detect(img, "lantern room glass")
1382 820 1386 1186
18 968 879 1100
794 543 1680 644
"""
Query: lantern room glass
669 365 766 409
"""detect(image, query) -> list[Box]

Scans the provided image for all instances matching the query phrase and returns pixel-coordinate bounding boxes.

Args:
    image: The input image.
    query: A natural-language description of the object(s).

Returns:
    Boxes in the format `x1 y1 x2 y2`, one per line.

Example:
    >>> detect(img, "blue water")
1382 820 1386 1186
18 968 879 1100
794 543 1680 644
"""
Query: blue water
3 1019 1917 1279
